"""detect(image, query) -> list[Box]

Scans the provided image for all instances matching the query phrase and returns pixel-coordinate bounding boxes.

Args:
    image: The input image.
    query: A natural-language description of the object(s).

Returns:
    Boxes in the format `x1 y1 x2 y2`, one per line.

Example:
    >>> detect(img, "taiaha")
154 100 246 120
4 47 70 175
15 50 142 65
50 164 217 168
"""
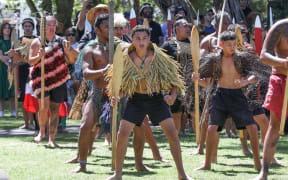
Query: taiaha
11 28 20 118
269 7 273 28
130 8 137 30
111 45 124 169
217 0 227 47
191 26 200 144
108 0 117 170
167 9 172 38
196 9 199 26
143 18 150 29
235 25 244 139
40 15 46 110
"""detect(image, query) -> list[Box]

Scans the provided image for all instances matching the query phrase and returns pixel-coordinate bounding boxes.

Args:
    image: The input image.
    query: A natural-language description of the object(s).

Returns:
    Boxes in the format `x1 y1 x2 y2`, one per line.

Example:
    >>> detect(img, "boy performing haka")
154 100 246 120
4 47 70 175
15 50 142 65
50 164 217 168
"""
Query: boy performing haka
193 31 269 171
254 18 288 180
107 25 192 180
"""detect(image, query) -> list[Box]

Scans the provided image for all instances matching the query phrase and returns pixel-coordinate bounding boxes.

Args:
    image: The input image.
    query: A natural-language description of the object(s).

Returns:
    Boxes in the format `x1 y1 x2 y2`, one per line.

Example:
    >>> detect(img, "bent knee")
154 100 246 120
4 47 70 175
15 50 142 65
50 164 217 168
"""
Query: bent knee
207 125 218 133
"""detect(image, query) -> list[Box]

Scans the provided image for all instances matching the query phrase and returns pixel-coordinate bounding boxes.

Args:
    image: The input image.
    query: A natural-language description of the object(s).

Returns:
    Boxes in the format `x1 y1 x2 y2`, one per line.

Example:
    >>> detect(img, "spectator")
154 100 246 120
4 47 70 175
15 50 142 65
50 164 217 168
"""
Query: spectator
204 9 216 34
114 13 131 43
77 4 109 50
0 23 15 117
139 3 163 46
19 18 37 129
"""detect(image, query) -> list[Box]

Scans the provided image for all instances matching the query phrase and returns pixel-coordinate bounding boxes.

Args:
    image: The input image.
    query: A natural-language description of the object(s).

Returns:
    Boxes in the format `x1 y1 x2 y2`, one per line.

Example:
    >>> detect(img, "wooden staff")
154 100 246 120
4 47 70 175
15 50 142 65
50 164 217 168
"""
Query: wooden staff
280 75 288 135
40 16 46 110
235 25 244 139
10 28 19 118
111 45 123 169
108 0 116 170
13 67 18 118
191 26 200 144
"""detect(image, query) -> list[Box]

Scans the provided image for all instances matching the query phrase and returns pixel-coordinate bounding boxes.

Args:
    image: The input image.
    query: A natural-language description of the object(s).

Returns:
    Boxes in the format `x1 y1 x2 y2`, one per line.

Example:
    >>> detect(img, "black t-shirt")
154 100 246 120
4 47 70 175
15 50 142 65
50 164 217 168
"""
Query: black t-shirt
161 38 190 60
138 20 163 46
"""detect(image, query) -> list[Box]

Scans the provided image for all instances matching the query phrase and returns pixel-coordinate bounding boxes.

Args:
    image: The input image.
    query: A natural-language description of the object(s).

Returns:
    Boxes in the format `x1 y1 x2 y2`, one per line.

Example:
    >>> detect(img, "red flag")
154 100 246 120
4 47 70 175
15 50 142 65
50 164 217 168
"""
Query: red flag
254 16 262 56
130 8 137 30
167 9 171 38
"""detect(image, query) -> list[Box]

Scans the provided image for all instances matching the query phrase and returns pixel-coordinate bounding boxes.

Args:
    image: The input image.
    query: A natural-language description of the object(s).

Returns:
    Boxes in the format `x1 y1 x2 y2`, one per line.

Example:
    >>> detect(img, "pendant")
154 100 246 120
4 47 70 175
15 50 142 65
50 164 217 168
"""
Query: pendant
141 61 145 69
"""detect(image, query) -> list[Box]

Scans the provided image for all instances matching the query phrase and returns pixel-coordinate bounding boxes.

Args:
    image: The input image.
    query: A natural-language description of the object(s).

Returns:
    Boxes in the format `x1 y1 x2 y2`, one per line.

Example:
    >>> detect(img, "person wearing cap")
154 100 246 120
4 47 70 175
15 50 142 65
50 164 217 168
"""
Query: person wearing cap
139 3 163 46
18 18 38 130
77 3 109 50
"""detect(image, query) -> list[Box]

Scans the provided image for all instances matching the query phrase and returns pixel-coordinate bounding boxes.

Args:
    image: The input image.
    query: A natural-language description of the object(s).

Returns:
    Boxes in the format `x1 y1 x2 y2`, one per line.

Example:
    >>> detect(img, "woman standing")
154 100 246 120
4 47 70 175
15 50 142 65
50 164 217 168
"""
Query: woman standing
0 23 15 117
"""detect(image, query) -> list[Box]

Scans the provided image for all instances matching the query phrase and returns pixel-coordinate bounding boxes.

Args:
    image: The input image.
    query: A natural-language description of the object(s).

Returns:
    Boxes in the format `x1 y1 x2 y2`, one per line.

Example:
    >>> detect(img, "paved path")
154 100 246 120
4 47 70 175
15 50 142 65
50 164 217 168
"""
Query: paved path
0 125 80 137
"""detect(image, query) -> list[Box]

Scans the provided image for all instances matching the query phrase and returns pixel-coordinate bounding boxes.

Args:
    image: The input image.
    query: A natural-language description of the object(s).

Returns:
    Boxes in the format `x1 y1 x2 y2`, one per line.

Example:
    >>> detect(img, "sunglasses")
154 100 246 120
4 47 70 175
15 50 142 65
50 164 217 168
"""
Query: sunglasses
67 33 75 37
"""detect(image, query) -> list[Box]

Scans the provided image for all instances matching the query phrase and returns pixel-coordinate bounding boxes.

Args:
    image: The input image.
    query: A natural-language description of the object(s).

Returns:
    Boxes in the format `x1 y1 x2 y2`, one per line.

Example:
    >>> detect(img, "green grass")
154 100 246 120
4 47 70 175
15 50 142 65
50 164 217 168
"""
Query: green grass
0 116 288 180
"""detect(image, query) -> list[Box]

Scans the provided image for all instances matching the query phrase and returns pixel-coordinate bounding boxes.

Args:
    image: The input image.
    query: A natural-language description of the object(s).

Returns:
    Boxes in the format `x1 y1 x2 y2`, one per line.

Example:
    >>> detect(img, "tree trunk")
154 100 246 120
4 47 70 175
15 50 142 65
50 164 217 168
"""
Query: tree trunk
26 0 41 18
41 0 53 15
152 0 197 22
55 0 75 35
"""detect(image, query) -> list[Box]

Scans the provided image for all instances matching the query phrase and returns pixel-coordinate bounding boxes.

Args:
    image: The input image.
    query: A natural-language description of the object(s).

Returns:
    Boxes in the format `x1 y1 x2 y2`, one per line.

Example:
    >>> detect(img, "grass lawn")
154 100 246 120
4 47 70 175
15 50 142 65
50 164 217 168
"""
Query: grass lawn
0 114 287 180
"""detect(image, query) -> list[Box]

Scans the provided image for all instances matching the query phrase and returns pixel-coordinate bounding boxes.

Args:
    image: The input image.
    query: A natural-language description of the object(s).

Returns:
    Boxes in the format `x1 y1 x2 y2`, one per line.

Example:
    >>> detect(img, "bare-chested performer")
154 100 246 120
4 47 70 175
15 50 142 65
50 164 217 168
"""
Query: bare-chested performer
193 31 263 171
107 25 192 180
254 18 288 180
28 16 77 147
192 11 231 156
70 14 112 173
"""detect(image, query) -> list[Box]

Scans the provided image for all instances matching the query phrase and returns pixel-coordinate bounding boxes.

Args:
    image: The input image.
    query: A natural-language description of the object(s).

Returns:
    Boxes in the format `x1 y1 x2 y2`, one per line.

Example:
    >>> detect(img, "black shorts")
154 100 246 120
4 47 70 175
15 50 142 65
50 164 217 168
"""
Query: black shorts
37 83 67 103
209 88 255 131
253 107 265 116
170 96 183 113
123 93 171 126
18 63 30 102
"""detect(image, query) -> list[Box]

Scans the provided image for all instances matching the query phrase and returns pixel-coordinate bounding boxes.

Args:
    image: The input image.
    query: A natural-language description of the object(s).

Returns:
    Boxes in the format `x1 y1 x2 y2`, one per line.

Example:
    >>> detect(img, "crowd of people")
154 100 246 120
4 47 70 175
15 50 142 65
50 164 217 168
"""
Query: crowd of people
0 0 288 179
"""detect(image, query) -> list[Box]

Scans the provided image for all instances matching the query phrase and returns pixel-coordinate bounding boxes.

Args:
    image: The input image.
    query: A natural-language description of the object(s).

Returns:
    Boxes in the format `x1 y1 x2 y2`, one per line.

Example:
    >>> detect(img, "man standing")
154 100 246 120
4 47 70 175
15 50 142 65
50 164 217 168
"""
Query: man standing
254 18 288 180
18 18 37 129
107 25 191 180
139 3 163 46
161 18 195 132
28 16 77 147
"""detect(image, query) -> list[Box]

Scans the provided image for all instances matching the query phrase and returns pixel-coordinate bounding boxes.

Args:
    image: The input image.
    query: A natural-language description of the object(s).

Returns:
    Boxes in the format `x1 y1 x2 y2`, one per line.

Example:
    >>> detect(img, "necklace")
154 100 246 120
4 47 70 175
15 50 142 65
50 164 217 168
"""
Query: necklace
136 53 148 69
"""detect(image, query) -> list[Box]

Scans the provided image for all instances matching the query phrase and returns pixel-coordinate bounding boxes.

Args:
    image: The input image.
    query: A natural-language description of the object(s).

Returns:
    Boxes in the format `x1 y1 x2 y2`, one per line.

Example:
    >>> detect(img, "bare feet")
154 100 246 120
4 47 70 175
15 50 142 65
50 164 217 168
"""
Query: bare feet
33 133 45 143
106 173 122 180
65 157 78 164
72 165 87 173
190 147 204 155
243 149 253 156
254 161 262 172
153 156 169 163
252 172 267 180
271 157 281 165
135 164 153 172
19 124 29 129
48 140 60 148
195 164 211 171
